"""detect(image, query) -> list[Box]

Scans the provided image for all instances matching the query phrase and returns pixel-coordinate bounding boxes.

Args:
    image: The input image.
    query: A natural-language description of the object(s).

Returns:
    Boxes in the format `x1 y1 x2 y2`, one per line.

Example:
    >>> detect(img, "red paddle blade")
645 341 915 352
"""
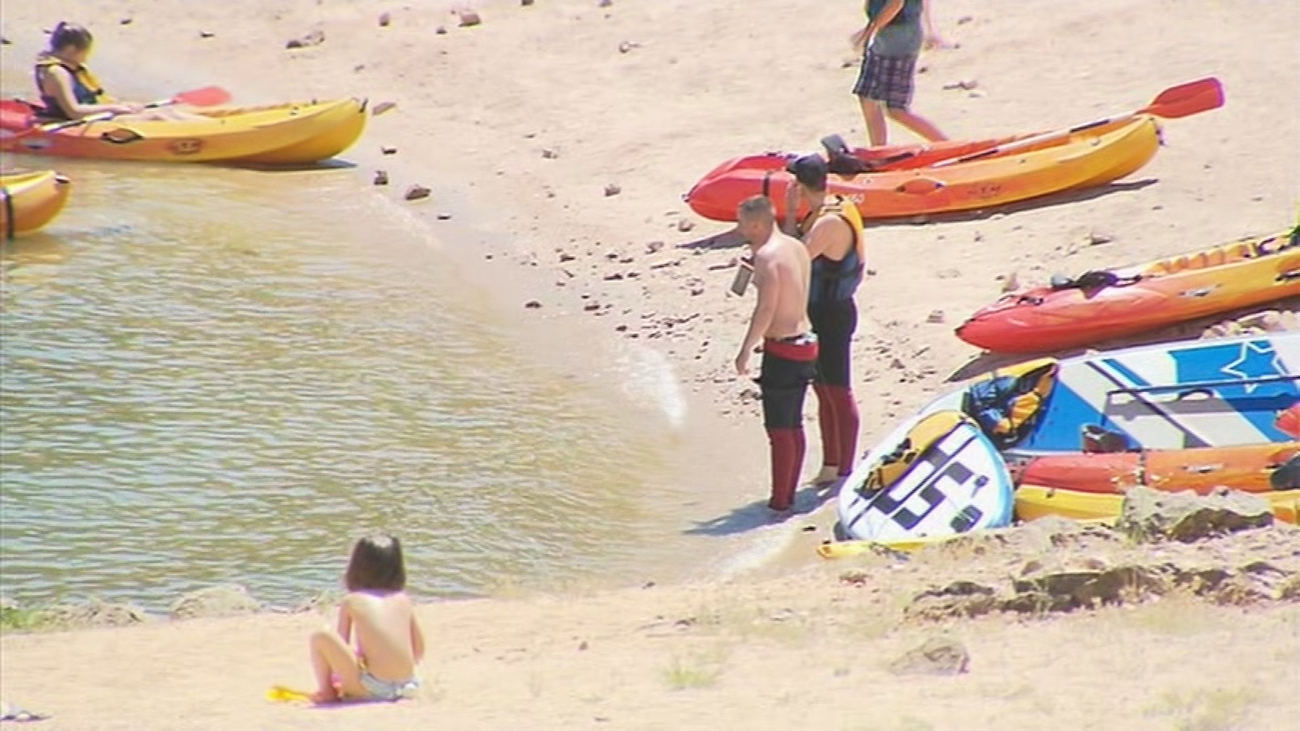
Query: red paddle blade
1143 77 1223 119
171 86 230 107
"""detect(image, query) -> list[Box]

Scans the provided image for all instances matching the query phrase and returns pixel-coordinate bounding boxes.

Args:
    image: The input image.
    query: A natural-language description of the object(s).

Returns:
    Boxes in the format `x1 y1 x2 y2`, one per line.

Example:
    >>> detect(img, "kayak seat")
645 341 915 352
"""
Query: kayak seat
1145 242 1257 277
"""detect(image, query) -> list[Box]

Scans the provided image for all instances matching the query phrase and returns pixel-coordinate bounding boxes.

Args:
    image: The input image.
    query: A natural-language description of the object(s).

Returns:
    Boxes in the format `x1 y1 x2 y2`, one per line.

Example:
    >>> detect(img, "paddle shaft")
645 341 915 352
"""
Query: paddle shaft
850 78 1223 173
931 77 1222 169
40 98 177 134
32 86 229 134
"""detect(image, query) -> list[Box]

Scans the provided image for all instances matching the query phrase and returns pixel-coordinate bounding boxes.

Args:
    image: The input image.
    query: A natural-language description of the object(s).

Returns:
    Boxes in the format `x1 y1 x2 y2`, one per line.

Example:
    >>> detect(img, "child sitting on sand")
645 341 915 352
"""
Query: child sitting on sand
309 534 425 703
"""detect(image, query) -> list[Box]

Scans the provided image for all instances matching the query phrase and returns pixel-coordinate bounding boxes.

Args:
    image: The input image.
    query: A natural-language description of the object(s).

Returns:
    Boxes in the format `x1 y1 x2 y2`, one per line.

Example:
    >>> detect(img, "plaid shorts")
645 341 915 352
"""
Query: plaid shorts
852 51 918 110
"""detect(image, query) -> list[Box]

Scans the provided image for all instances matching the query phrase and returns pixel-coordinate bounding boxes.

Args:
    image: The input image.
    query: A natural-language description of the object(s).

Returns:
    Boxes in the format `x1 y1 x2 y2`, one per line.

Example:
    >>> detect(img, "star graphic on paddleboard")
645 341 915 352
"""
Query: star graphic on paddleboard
1220 341 1284 393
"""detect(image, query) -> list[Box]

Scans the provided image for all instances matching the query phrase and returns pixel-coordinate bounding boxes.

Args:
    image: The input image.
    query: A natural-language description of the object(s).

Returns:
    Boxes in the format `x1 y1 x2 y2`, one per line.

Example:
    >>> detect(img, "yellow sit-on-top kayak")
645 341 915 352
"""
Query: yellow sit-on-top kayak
0 98 367 165
0 170 71 239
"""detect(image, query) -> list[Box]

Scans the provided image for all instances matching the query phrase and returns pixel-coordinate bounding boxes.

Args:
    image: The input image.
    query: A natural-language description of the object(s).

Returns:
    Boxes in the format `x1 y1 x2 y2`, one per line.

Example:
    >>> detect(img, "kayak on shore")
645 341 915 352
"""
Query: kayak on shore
0 98 367 165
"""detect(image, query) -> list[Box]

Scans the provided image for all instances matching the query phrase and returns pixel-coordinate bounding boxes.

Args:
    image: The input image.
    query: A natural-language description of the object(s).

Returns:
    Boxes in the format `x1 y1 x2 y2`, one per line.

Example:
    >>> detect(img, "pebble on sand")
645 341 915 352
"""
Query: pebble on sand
381 146 398 155
404 184 431 201
286 30 325 49
525 300 542 309
1086 229 1116 246
199 31 215 39
373 170 389 186
372 101 397 116
458 10 483 27
604 183 622 197
379 12 392 27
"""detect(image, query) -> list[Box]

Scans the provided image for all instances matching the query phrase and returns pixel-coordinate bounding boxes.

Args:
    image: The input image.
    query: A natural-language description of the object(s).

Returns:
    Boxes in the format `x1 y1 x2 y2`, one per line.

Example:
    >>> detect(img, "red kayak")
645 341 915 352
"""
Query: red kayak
955 230 1300 353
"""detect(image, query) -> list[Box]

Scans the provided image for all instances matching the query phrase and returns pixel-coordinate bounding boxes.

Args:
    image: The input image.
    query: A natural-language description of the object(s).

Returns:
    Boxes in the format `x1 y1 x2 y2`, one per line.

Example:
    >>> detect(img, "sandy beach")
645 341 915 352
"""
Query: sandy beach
2 0 1299 728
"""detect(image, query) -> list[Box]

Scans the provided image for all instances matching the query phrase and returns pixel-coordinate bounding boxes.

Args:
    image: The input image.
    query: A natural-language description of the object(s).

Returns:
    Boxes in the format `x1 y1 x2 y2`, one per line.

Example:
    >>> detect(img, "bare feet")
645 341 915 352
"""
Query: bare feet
814 465 841 486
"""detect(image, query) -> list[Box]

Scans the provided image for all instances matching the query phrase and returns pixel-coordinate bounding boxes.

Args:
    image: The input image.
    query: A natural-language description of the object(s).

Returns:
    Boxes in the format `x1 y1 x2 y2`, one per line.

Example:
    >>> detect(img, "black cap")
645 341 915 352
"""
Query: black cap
786 154 828 190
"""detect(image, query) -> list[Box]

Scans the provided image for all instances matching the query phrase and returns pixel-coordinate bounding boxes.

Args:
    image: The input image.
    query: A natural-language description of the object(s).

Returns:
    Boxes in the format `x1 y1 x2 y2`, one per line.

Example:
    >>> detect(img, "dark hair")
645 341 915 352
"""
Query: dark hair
344 534 407 592
50 22 94 52
787 155 828 193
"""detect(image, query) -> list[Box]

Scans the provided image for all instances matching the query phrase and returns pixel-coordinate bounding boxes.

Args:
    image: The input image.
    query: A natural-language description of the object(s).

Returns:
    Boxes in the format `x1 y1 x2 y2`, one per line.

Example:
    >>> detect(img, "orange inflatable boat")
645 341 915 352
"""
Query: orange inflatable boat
683 117 1160 222
955 229 1300 353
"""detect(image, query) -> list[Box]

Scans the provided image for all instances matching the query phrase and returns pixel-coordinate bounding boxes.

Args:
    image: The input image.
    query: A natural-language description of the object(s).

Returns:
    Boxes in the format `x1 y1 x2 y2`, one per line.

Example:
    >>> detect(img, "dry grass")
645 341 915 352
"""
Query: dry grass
661 645 728 690
1148 687 1265 731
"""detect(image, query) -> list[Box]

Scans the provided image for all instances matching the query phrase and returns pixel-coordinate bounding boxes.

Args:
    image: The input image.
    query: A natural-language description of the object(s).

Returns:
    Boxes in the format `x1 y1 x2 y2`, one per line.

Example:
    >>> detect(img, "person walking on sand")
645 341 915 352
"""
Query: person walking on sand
782 156 866 487
308 534 426 703
733 196 818 512
850 0 949 146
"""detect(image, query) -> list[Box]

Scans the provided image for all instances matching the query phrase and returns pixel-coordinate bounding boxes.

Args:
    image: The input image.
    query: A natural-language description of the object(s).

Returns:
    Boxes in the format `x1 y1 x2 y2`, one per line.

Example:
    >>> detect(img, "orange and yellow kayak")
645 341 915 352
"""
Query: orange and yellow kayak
0 98 366 165
1014 484 1299 525
0 170 71 239
1015 443 1300 495
683 117 1161 222
956 230 1300 353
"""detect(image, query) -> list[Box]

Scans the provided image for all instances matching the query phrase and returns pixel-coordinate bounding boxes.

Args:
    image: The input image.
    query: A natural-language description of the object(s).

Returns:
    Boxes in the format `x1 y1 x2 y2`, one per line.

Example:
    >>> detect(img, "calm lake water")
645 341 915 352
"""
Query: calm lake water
0 158 713 611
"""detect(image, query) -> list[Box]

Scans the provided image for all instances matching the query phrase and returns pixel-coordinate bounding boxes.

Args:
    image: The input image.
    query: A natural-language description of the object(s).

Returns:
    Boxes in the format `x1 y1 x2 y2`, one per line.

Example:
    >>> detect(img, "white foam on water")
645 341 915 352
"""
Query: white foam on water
611 341 689 429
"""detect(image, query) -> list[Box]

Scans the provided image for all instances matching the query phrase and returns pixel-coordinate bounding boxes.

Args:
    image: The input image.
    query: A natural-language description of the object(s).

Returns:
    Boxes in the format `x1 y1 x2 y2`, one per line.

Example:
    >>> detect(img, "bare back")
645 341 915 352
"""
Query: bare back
342 591 419 682
754 230 812 339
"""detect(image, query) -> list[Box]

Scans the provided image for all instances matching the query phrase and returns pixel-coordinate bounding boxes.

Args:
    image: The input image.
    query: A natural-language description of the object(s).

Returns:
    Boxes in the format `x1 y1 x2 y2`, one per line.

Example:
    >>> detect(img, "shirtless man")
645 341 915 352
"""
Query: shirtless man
733 196 818 512
783 155 866 486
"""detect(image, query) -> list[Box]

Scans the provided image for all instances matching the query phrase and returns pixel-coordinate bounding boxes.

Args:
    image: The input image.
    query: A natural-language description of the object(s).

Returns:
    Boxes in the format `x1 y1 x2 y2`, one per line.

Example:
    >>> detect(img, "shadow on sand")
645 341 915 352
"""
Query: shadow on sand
676 227 745 251
226 158 359 173
684 482 837 537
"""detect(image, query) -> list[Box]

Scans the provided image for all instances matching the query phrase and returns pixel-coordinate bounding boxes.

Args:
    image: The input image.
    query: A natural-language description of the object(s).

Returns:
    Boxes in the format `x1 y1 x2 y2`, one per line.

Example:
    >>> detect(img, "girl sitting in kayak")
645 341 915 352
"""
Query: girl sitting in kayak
34 22 199 122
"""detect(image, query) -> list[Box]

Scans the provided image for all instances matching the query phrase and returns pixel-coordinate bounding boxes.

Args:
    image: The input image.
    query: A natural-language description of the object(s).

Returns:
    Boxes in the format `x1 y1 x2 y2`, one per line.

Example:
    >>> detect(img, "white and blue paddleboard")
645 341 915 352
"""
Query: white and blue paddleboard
837 411 1015 543
1010 332 1300 454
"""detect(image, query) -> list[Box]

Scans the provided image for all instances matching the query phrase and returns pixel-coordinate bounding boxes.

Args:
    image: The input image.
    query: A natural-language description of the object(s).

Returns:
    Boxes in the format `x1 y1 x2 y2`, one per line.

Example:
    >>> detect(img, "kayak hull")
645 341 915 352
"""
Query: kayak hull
684 118 1161 222
956 231 1300 353
0 170 71 238
1015 443 1300 495
1015 484 1300 525
0 98 367 165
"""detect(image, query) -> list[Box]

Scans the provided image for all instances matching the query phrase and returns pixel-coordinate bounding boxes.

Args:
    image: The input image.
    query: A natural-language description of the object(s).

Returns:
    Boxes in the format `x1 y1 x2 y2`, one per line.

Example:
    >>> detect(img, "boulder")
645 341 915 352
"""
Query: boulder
888 637 970 676
1118 487 1273 543
169 584 261 620
45 598 150 628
